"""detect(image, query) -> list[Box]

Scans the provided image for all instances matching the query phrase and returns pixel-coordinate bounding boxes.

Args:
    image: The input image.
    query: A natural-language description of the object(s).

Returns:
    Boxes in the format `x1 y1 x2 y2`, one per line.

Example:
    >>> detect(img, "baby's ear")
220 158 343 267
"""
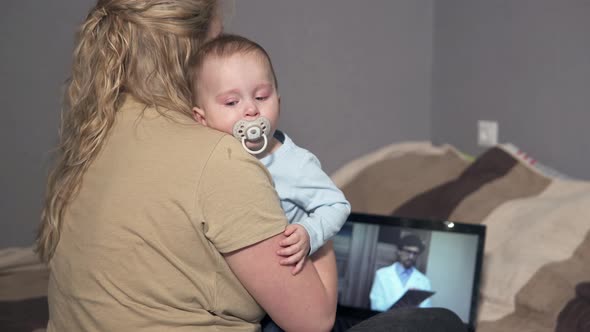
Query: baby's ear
192 106 207 125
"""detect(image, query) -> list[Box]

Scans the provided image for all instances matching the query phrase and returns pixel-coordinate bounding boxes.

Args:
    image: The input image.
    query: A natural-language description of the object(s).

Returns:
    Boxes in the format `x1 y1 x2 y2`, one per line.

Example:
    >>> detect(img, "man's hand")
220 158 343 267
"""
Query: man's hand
277 224 311 275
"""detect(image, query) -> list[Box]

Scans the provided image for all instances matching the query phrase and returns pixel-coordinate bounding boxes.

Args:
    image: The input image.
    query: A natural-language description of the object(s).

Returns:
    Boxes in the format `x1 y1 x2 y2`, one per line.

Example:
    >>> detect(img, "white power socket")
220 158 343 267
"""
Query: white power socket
478 120 498 147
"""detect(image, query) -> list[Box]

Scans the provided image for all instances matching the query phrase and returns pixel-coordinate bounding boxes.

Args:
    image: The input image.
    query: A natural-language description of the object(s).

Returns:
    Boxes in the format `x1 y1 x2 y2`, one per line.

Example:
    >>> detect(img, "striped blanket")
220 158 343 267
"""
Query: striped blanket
1 141 589 332
332 142 590 332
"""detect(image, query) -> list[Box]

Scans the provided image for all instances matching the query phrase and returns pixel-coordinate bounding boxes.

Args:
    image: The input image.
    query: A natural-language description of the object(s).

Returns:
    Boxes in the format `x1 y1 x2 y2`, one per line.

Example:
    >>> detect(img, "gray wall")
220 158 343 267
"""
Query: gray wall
431 0 590 179
1 1 95 248
0 1 434 248
226 0 434 173
3 1 589 248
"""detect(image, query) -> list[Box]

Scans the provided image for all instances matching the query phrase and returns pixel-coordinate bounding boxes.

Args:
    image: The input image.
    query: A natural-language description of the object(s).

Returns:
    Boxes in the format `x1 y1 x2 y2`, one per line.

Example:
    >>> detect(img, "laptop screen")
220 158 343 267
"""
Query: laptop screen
334 213 486 332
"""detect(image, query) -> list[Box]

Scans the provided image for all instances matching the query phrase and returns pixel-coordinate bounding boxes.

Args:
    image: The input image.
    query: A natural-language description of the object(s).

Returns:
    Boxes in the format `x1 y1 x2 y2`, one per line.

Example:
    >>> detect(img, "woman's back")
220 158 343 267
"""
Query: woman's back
41 2 340 331
47 96 287 331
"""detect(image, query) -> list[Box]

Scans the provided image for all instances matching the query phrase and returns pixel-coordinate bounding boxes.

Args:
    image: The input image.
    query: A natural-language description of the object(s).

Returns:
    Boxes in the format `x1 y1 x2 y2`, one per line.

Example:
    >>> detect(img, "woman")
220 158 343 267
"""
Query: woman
37 1 337 331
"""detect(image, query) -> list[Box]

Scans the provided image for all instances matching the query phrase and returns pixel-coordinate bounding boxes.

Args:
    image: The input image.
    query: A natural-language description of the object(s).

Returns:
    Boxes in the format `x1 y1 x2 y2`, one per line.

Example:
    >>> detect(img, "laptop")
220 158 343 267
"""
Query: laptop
333 212 486 332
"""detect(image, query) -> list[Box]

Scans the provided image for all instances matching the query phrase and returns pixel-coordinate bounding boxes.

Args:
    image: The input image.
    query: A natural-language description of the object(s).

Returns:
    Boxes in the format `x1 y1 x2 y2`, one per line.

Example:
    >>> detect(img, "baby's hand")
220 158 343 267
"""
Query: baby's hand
277 224 311 275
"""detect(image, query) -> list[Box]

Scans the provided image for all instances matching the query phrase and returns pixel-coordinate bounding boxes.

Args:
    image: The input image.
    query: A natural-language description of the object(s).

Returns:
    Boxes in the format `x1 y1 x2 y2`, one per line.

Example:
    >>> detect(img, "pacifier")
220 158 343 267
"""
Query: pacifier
232 117 272 155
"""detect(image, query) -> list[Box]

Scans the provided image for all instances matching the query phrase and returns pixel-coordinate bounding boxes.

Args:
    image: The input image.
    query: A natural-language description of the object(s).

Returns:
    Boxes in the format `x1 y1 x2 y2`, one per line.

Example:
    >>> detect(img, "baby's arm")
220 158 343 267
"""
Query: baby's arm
276 152 350 274
290 153 351 255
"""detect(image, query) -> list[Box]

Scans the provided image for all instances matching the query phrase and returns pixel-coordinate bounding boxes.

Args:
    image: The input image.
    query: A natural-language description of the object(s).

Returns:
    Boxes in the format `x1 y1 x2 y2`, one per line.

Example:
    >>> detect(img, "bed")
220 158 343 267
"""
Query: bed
331 142 590 332
1 142 589 332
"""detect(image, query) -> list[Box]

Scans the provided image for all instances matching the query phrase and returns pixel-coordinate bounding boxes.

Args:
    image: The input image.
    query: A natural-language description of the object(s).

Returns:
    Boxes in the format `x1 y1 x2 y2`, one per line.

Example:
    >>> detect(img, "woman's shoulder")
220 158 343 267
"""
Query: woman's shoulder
112 96 243 173
117 95 226 144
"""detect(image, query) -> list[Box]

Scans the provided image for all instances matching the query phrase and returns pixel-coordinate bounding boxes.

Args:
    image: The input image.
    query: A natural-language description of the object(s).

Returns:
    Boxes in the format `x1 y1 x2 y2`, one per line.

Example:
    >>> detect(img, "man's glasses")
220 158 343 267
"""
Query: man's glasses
399 248 421 257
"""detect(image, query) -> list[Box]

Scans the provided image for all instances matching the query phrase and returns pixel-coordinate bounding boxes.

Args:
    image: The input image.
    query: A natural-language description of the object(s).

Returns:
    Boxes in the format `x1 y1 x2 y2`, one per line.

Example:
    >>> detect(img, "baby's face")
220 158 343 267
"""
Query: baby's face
194 52 279 149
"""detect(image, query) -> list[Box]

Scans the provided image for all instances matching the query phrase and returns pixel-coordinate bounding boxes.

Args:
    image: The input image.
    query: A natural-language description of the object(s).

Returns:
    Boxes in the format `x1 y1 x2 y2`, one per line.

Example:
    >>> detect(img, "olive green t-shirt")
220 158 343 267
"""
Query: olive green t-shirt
47 96 287 331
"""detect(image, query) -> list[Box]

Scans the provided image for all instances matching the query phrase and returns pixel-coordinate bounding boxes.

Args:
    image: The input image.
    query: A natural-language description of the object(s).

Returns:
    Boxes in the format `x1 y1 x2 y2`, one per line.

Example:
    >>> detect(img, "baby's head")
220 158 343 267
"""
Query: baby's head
189 34 280 156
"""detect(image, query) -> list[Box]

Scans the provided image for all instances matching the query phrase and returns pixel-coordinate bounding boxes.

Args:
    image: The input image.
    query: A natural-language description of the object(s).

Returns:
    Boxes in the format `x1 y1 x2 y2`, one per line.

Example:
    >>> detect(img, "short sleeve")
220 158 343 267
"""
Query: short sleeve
197 136 287 253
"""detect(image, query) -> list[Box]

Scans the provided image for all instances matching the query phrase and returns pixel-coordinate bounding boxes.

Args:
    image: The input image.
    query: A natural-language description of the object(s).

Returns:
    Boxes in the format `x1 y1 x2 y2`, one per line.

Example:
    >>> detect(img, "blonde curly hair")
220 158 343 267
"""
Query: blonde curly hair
37 0 218 262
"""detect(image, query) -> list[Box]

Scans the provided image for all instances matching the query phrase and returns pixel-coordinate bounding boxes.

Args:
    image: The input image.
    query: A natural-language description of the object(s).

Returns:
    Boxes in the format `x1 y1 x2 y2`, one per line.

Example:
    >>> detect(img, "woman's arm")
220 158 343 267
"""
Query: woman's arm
309 240 338 310
224 238 338 332
201 137 338 331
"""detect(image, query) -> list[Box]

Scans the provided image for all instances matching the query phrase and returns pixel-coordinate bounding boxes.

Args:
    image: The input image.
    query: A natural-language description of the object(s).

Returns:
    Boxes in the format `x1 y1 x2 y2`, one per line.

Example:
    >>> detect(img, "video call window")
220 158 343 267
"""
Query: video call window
334 219 480 324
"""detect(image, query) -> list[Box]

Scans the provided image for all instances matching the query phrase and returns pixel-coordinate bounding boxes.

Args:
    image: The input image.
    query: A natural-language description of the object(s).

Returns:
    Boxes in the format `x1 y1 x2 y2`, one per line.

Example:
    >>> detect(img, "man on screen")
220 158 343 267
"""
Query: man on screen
369 234 432 311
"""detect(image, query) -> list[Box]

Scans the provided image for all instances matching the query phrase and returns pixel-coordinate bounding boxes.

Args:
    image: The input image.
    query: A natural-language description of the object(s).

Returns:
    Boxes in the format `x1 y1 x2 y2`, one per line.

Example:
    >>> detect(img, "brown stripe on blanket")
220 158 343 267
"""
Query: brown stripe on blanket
393 147 551 223
556 282 590 332
340 149 468 215
0 297 48 332
0 268 49 301
478 230 590 332
477 305 555 332
0 264 49 332
514 231 590 322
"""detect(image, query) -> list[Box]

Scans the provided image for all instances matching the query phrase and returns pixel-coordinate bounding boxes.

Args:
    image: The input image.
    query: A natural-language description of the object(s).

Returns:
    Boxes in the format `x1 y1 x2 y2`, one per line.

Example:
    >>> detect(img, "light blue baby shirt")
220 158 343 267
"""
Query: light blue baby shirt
260 131 351 255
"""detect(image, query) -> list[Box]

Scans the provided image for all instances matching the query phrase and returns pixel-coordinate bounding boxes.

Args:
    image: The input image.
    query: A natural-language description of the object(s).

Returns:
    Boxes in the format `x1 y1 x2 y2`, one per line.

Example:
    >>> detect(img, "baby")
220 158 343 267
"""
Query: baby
189 34 350 275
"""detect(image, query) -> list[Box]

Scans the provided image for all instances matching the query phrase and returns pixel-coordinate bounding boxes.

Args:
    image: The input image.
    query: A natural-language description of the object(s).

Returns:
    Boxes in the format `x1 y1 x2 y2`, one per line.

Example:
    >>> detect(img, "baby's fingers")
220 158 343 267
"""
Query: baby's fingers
279 249 305 265
291 257 306 275
279 233 300 247
277 243 301 257
283 224 298 236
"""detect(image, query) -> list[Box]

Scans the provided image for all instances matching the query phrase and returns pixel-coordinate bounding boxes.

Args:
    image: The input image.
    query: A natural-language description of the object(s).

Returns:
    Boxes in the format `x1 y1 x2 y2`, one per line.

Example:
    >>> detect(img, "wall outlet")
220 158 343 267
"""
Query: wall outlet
478 120 498 147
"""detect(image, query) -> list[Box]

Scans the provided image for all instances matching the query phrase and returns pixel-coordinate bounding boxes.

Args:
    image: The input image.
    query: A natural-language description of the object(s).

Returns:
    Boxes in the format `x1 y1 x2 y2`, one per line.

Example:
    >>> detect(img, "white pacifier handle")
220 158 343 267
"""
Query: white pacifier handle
232 117 272 155
241 134 268 155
